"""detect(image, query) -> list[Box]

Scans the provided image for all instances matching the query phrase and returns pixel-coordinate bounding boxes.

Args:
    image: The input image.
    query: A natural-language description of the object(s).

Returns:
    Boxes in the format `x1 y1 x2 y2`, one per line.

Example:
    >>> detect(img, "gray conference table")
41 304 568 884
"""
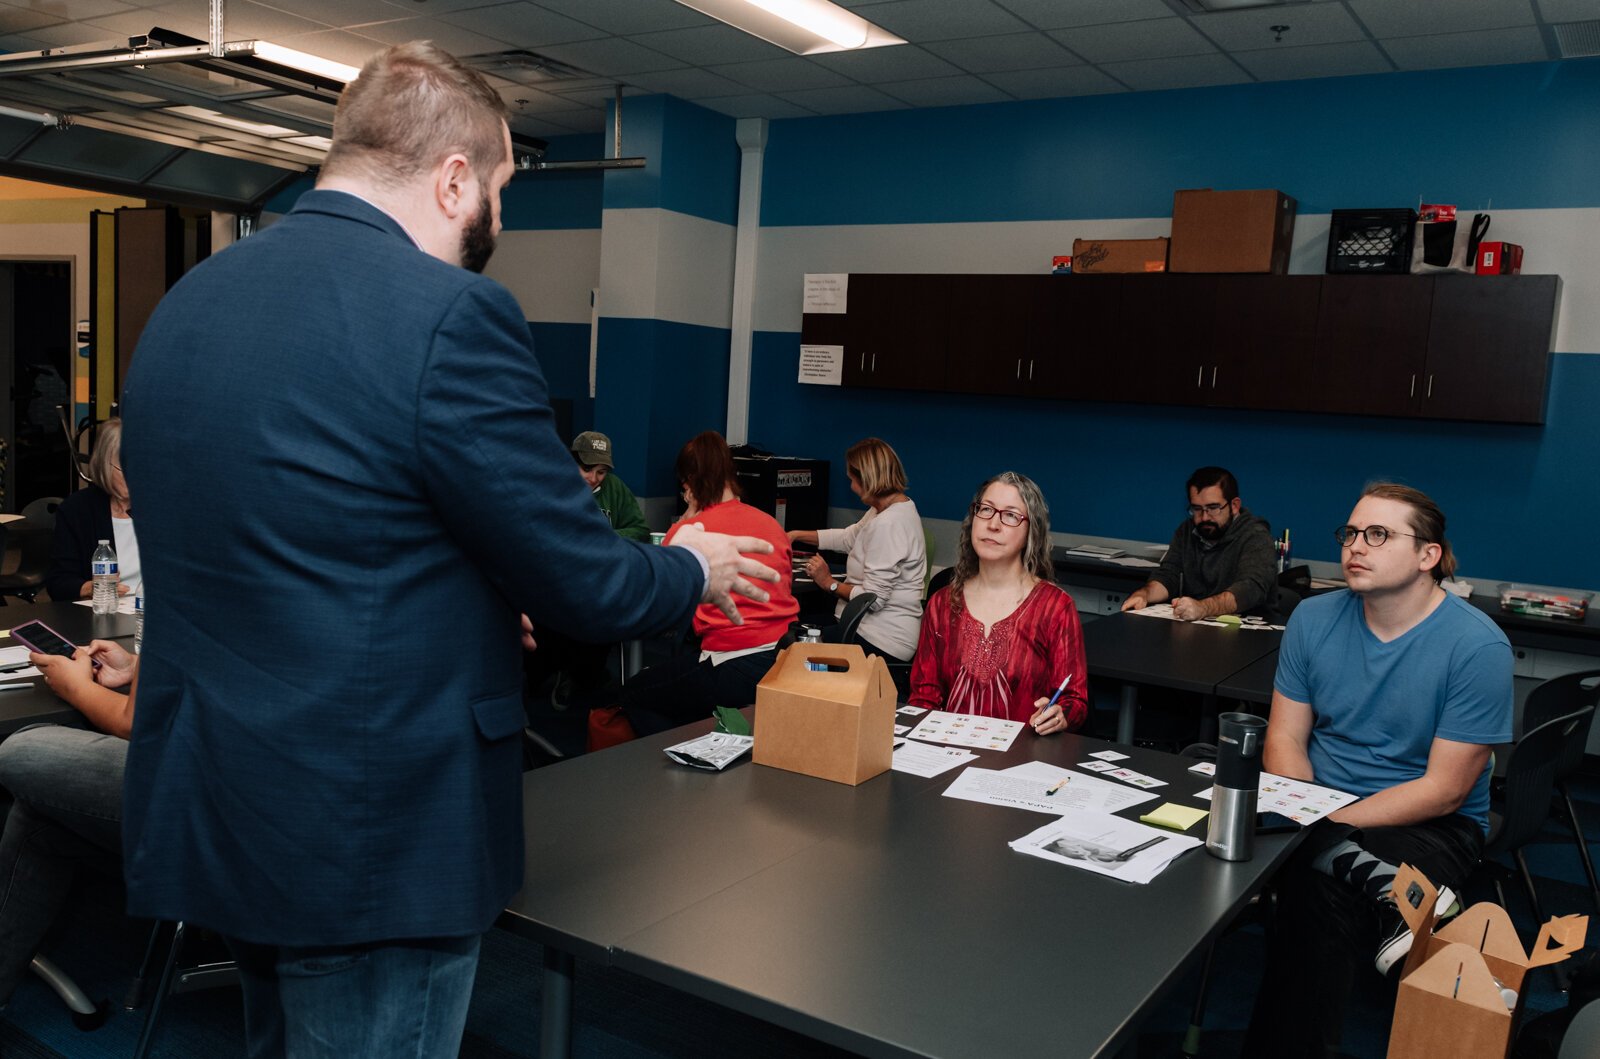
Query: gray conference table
1082 612 1283 745
0 600 138 736
501 712 1304 1058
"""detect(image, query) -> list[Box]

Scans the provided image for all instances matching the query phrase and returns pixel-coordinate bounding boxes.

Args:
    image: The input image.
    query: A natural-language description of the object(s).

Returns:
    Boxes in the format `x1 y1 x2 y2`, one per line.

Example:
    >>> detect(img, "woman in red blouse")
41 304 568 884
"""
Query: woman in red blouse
621 432 798 736
909 472 1088 733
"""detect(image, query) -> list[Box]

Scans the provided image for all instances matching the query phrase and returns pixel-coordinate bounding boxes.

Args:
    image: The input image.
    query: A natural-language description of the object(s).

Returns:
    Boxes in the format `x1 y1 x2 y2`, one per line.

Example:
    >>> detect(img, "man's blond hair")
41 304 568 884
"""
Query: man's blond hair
321 41 509 189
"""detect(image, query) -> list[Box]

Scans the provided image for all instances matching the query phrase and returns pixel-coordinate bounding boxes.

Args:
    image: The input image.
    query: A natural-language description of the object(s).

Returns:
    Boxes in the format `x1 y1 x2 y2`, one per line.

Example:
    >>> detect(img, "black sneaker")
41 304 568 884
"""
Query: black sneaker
1375 885 1456 976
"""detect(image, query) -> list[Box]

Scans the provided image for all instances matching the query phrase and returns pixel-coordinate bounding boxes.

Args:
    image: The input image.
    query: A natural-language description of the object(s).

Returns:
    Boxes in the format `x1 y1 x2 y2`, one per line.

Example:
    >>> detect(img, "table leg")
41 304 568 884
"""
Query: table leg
1198 694 1219 745
1117 685 1138 745
541 947 574 1058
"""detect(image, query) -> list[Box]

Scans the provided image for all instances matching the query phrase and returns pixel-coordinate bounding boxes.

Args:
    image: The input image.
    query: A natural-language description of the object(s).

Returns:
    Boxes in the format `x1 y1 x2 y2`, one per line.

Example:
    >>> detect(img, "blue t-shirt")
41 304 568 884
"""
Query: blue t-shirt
1274 590 1512 832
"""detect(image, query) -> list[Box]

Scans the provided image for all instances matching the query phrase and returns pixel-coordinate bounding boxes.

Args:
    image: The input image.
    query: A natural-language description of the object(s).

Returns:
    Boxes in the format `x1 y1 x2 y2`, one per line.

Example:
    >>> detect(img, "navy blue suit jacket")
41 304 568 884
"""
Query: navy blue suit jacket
120 190 703 945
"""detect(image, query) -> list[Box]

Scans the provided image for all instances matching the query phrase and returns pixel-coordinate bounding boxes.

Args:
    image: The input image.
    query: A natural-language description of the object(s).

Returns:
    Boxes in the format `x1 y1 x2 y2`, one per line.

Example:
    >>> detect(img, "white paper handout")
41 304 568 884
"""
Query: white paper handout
892 741 978 778
943 763 1157 816
0 645 40 679
664 733 753 771
73 596 139 614
1256 772 1360 825
1010 808 1202 884
909 710 1024 752
1126 603 1180 620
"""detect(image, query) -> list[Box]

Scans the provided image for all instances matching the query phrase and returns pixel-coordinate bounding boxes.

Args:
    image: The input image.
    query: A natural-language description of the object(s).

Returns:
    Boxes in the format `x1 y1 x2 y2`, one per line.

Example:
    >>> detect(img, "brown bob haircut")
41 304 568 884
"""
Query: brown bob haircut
677 431 742 513
845 437 908 502
320 41 509 191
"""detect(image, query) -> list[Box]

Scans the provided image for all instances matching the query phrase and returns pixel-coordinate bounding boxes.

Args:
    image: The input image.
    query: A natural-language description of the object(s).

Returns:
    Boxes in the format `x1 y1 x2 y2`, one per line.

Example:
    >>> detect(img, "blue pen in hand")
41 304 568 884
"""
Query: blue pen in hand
1032 672 1073 731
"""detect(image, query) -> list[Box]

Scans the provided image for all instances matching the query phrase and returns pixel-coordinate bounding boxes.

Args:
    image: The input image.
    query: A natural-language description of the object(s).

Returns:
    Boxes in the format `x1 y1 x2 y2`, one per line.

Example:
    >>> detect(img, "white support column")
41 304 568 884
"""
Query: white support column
725 117 767 446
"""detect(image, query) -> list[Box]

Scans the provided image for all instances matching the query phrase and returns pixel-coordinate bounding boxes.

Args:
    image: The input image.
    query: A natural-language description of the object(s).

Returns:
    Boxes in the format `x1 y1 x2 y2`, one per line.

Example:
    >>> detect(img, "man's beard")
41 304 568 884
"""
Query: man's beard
1196 521 1223 540
460 186 497 274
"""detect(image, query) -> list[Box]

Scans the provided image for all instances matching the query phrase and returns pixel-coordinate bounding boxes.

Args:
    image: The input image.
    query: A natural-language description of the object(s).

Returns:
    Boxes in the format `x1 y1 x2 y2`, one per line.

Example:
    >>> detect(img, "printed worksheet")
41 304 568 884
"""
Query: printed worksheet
909 710 1024 752
942 764 1157 815
1010 809 1201 884
892 741 978 778
1256 772 1360 825
1125 603 1180 620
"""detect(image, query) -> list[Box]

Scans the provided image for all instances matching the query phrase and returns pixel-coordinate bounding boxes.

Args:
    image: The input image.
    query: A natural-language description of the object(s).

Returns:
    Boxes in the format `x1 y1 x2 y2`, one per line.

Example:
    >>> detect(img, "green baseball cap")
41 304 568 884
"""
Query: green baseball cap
571 431 614 468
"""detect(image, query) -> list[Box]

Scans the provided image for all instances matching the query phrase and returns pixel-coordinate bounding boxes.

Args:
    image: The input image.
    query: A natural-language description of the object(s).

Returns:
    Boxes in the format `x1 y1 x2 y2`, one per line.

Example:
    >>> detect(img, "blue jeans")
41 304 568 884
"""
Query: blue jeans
226 933 481 1059
0 725 126 1003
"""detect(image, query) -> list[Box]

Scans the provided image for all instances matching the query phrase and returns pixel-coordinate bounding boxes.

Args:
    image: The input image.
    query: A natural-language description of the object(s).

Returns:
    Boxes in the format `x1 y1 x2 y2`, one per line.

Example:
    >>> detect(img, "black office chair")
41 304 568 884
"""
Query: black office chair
926 566 954 602
1520 669 1600 913
835 591 877 643
19 496 61 531
125 920 240 1059
0 518 54 604
1477 704 1594 924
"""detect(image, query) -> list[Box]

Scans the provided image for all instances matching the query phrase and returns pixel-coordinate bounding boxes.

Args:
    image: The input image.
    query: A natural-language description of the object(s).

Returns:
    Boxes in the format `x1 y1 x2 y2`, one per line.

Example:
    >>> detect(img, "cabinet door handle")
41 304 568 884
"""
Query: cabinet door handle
1196 365 1203 387
1029 359 1035 381
1410 374 1416 397
860 351 866 372
1211 365 1218 388
1426 374 1433 398
871 353 876 372
1016 358 1022 380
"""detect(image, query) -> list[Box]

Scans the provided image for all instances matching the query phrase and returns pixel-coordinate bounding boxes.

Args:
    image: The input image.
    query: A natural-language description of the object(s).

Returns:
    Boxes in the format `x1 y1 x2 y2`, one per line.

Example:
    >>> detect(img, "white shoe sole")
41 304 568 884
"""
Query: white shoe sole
1375 885 1456 976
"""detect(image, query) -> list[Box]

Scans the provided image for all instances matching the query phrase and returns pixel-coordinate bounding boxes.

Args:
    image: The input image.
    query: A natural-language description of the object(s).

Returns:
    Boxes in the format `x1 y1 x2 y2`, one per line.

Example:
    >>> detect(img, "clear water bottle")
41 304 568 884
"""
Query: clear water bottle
91 539 119 615
134 593 144 655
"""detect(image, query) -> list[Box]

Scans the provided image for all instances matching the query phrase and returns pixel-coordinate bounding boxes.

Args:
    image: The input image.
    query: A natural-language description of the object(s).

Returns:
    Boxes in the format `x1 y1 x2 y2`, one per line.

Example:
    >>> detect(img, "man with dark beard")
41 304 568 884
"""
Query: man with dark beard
118 41 777 1058
1121 465 1277 620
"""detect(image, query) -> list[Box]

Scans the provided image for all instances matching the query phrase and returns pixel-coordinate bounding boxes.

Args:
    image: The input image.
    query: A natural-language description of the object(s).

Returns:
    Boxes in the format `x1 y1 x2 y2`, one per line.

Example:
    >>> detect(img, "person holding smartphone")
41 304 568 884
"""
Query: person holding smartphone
0 641 137 1004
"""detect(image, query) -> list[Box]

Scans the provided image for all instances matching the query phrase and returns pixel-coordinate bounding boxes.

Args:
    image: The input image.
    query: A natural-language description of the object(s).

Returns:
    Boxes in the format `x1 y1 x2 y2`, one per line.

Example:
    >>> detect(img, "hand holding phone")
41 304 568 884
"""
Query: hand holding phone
9 620 79 659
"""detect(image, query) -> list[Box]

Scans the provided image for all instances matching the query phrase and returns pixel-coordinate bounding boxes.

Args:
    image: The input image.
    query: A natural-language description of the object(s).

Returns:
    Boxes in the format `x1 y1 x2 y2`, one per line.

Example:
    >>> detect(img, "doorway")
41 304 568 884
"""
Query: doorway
0 259 74 513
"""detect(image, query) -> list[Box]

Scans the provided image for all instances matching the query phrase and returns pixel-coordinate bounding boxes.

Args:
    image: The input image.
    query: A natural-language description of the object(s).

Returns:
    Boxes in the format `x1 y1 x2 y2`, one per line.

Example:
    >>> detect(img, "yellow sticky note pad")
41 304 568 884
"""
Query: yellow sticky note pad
1140 802 1209 832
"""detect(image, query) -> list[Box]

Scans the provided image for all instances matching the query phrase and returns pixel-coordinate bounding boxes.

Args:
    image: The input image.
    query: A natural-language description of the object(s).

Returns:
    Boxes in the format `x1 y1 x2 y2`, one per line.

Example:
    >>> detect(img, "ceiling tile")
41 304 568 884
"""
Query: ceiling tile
152 0 333 38
347 17 512 56
710 57 853 92
520 35 686 75
992 0 1176 30
923 31 1081 72
1193 4 1369 51
0 8 68 34
775 84 909 114
1099 52 1251 91
1382 25 1551 67
1537 0 1600 18
378 0 521 13
543 85 651 106
624 66 752 98
524 0 713 35
1349 0 1537 37
981 63 1126 98
632 23 790 65
514 110 605 134
878 73 1011 106
15 21 123 47
1232 39 1395 81
0 32 49 51
498 84 599 112
1051 18 1217 63
271 29 388 67
441 2 609 48
849 0 1030 41
810 44 963 82
73 9 171 36
250 0 400 28
2 0 132 21
695 93 819 118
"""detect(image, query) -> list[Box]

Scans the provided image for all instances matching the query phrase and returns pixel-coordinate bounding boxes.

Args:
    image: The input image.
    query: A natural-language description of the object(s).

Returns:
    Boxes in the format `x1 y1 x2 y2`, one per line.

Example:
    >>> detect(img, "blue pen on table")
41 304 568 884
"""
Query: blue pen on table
1033 672 1074 730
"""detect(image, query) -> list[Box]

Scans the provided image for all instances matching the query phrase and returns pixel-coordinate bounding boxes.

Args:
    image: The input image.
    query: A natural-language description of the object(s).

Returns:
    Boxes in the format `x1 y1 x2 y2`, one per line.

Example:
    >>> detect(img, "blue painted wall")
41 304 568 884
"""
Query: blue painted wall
602 95 740 226
502 133 603 231
529 321 593 438
761 59 1600 225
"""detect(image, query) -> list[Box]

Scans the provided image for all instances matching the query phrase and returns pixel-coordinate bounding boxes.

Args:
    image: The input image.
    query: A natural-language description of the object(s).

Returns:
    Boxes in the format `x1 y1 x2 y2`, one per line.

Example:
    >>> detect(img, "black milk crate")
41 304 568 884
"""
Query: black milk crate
1325 208 1417 274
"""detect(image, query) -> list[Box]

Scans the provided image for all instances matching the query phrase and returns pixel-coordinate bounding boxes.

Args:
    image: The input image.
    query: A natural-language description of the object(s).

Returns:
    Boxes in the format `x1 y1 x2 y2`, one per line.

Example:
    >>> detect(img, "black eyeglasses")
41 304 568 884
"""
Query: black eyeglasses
972 502 1027 528
1333 525 1425 548
1187 502 1229 517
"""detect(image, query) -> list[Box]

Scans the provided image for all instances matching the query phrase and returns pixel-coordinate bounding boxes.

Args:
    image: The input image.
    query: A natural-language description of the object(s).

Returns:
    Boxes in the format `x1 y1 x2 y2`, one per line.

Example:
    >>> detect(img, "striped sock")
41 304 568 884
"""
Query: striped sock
1311 839 1400 905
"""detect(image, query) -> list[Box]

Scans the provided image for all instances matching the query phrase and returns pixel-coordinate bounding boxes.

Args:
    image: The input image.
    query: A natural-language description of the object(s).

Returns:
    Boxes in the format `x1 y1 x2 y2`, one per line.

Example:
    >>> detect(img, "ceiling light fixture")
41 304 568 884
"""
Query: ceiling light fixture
671 0 904 55
241 41 361 84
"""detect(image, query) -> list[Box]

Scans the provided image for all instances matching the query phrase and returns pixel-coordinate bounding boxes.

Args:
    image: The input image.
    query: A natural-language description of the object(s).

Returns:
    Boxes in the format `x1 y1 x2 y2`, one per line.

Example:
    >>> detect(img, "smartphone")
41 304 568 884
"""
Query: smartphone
9 620 80 659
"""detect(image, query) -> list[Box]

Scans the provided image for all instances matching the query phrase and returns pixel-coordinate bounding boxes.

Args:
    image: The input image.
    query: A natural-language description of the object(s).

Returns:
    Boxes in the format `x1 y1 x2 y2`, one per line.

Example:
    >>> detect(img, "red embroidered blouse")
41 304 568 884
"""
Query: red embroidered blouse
908 581 1088 729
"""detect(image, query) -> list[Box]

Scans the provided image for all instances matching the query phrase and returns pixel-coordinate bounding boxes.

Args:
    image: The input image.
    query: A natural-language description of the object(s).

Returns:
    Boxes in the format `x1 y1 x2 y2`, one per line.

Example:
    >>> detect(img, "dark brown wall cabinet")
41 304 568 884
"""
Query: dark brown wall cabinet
800 273 1561 425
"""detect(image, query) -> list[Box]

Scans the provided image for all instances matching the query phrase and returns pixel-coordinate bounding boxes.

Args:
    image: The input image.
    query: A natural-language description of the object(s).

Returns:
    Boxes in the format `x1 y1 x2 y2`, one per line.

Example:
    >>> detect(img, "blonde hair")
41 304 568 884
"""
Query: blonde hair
845 437 907 502
1361 482 1457 581
950 471 1054 610
87 417 124 503
321 41 509 191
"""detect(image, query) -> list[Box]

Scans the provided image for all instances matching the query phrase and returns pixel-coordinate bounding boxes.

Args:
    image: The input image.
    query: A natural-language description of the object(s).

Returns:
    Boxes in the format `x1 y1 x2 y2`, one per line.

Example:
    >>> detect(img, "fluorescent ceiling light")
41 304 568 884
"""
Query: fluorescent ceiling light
165 104 299 137
246 41 361 84
672 0 903 55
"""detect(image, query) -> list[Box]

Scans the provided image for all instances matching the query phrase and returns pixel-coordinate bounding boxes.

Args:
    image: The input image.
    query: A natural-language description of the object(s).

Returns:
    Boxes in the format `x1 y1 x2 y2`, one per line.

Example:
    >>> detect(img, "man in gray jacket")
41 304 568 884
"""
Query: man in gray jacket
1121 466 1277 621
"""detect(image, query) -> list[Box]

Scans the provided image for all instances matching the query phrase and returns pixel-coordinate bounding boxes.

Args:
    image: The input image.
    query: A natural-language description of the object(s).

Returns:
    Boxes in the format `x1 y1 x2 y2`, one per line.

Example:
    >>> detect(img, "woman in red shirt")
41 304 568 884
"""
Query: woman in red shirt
909 472 1087 733
622 432 798 736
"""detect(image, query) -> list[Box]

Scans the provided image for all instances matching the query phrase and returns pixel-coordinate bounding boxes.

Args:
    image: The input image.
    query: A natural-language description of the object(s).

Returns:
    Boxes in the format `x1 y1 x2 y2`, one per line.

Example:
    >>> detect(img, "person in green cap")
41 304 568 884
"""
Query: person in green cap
571 430 650 542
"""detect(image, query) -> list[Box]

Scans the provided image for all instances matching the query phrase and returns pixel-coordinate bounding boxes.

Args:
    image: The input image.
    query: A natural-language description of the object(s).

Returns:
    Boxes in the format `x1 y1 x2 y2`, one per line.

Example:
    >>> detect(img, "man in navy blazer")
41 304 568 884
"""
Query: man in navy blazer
120 42 775 1056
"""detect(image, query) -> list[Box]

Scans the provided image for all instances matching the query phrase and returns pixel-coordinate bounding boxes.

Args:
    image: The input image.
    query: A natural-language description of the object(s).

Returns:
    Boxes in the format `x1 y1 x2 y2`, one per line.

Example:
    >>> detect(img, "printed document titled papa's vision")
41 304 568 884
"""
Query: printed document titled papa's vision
1010 809 1201 884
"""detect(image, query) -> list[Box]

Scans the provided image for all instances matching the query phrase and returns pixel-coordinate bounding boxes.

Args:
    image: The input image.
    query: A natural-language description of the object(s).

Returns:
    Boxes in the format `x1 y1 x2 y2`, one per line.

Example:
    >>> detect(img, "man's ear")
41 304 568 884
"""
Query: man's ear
434 152 473 219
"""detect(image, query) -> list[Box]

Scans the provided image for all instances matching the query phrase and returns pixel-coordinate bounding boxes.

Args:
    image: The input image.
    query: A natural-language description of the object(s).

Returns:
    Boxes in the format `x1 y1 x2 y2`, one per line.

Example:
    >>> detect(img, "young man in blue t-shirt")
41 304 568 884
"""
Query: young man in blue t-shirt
1243 483 1512 1059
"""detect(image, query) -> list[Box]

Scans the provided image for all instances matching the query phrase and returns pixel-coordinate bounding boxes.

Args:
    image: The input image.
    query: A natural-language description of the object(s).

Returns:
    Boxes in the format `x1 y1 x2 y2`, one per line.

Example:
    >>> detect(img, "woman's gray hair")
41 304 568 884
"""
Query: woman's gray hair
87 417 124 501
949 470 1054 611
